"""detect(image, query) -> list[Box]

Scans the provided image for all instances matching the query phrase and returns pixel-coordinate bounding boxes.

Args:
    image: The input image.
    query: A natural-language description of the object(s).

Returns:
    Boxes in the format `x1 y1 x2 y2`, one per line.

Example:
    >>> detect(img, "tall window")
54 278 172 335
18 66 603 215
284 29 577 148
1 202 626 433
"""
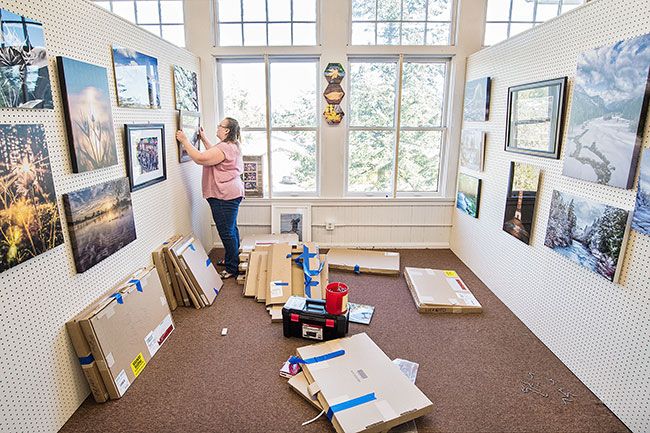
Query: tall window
484 0 584 45
215 0 317 46
218 58 318 197
347 58 448 196
351 0 454 45
94 1 185 47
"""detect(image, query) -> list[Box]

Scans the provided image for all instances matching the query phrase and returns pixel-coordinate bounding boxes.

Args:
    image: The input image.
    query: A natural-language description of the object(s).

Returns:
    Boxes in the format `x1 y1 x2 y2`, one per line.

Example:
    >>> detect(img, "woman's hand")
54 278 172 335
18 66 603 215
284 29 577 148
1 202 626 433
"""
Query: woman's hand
176 130 188 144
198 127 208 143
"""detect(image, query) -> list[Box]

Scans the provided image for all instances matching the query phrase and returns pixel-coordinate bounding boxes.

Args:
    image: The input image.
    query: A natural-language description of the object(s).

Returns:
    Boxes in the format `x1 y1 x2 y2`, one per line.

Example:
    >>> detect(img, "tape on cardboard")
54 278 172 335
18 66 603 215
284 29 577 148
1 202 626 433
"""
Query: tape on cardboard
354 264 360 274
110 293 123 304
129 279 142 292
206 258 212 267
189 243 196 251
289 349 345 366
326 393 377 421
78 354 94 365
375 399 398 421
307 381 321 397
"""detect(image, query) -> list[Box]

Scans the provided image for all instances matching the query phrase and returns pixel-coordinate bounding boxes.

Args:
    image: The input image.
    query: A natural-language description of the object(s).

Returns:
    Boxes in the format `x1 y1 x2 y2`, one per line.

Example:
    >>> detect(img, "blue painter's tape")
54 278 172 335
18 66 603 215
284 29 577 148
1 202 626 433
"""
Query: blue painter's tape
354 264 360 274
129 279 142 292
189 243 196 251
327 393 377 421
78 354 94 365
206 258 212 267
162 241 169 245
214 288 219 296
289 349 345 366
275 282 289 286
286 253 292 258
110 293 123 304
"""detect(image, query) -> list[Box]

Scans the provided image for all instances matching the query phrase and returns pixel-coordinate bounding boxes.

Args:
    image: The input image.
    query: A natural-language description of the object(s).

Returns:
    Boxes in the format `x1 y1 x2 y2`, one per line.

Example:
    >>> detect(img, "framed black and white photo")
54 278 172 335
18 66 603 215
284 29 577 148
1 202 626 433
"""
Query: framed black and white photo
463 77 491 122
505 77 567 159
271 205 311 242
124 124 166 191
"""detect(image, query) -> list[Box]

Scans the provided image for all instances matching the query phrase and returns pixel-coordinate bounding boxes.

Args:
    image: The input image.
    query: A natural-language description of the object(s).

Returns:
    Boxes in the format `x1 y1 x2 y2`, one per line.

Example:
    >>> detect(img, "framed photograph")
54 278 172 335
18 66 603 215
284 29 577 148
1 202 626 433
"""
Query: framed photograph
57 56 118 173
112 46 161 109
173 65 199 112
456 173 481 218
502 162 541 244
463 77 491 122
459 129 485 171
0 9 53 109
632 148 650 235
124 124 166 191
243 155 264 198
0 124 64 273
271 205 311 242
178 110 200 163
505 77 567 159
323 83 345 105
544 190 630 283
562 33 650 189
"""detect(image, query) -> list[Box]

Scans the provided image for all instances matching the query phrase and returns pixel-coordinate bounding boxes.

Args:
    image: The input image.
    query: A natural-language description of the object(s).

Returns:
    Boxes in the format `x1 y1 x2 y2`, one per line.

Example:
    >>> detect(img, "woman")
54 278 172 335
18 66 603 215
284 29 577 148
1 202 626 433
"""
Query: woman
176 117 244 279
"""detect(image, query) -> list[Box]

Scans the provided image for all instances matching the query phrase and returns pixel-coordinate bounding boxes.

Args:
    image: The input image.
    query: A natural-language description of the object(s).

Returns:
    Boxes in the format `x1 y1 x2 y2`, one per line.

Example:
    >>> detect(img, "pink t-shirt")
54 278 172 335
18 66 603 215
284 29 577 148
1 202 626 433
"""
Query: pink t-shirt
202 141 245 200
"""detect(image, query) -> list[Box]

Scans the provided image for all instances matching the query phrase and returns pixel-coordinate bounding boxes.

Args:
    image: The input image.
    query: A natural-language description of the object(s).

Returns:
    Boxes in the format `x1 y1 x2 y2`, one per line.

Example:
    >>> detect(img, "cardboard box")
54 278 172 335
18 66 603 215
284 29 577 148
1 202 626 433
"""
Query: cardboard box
152 237 180 311
79 267 175 399
175 235 223 306
404 267 482 314
288 371 322 409
265 243 292 306
256 248 270 302
327 249 400 275
163 236 189 307
297 333 433 433
240 233 299 252
169 236 203 308
243 251 263 297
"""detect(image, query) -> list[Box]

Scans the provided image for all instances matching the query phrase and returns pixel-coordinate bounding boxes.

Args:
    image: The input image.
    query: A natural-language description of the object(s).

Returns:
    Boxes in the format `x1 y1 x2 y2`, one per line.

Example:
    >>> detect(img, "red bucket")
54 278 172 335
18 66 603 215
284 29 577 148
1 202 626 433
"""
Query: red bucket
325 282 349 315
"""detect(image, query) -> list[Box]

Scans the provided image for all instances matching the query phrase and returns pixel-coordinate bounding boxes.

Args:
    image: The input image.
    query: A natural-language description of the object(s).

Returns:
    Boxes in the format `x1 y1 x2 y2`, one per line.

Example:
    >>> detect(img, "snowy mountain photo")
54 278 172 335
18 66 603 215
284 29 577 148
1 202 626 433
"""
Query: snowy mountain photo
632 148 650 235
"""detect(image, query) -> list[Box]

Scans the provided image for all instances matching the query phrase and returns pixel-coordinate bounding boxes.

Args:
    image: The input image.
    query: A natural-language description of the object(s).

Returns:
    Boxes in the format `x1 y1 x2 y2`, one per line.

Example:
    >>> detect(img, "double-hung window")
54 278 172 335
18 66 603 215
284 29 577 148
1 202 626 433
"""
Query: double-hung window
217 57 319 197
347 57 449 197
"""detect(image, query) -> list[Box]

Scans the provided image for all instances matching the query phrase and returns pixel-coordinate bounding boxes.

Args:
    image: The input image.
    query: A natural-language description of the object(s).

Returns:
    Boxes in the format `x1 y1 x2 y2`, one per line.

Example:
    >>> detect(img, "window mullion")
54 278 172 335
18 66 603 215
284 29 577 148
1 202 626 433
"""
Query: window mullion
264 54 273 198
392 54 404 198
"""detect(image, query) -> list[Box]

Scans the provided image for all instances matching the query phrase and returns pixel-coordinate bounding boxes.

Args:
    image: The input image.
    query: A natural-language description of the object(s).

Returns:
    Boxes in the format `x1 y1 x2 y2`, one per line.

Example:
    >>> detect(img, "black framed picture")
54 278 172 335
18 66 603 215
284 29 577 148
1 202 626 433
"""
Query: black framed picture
463 77 491 121
124 124 166 191
505 77 567 158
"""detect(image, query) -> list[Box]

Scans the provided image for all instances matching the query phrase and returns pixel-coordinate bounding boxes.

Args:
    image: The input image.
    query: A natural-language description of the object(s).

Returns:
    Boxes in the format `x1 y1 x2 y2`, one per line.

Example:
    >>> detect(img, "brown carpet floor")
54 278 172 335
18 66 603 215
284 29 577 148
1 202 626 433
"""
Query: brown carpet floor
60 249 630 433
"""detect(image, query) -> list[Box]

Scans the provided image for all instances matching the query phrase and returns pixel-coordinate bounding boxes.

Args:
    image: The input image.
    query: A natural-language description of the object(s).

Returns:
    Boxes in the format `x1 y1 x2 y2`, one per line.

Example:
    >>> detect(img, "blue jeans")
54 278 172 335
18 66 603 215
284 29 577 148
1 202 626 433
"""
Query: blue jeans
207 197 242 274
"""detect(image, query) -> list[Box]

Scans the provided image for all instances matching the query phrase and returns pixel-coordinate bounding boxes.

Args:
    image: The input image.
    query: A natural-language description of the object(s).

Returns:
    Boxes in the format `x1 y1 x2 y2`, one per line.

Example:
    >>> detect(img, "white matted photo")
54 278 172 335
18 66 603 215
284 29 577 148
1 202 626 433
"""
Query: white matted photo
271 205 311 242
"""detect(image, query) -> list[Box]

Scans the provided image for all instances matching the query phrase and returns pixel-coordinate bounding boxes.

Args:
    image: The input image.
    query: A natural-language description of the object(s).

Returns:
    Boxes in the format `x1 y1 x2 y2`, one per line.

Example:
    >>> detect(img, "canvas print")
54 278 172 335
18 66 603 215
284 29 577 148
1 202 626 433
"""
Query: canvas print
112 46 161 109
324 63 345 84
348 302 375 325
242 155 263 197
324 83 345 105
178 111 200 163
125 124 166 191
632 148 650 235
173 65 199 112
459 129 485 171
503 162 541 244
63 178 137 273
456 173 481 218
505 77 567 158
272 205 311 242
0 9 53 109
0 124 63 272
544 190 629 282
323 104 344 125
463 77 490 121
562 33 650 189
57 56 118 173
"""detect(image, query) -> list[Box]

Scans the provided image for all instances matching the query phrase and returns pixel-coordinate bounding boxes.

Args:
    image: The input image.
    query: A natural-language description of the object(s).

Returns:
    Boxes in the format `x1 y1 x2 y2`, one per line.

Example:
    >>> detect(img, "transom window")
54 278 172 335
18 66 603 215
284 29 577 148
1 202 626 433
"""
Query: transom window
217 57 319 197
215 0 317 46
347 57 449 196
351 0 454 45
93 1 185 47
484 0 584 45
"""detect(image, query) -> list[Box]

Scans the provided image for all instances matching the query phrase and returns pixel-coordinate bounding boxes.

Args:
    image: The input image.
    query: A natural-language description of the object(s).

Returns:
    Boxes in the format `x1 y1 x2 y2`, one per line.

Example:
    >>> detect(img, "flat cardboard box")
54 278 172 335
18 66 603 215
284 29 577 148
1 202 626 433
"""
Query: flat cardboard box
404 267 482 314
79 267 175 399
256 249 270 302
152 237 179 310
265 243 292 306
240 233 299 252
170 236 203 308
163 236 189 307
319 254 329 299
291 243 325 299
297 333 433 433
176 235 222 306
288 372 322 410
243 251 263 297
327 249 400 275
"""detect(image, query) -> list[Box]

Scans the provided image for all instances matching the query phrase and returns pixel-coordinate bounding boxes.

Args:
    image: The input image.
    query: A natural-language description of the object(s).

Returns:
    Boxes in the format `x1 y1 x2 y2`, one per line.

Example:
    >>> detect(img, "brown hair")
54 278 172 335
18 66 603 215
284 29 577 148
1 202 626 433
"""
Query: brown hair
223 117 241 144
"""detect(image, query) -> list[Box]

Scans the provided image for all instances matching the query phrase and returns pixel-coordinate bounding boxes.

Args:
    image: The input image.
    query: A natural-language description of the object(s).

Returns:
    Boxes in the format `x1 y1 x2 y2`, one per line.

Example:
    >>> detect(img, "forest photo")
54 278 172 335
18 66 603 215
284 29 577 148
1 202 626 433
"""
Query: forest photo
173 65 199 112
456 173 481 218
544 190 629 282
0 124 63 272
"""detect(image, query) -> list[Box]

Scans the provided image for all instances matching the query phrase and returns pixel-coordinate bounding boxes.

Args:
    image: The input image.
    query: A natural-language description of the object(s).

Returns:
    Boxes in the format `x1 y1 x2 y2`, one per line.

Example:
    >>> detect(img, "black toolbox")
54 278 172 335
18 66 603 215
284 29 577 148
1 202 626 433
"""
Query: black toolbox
282 296 349 341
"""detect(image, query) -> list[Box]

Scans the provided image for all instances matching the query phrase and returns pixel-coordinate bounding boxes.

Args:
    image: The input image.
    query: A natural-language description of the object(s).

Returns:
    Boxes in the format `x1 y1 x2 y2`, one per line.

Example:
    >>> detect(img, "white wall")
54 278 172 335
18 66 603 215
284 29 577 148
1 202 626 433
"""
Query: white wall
184 0 487 248
450 1 650 432
0 1 204 432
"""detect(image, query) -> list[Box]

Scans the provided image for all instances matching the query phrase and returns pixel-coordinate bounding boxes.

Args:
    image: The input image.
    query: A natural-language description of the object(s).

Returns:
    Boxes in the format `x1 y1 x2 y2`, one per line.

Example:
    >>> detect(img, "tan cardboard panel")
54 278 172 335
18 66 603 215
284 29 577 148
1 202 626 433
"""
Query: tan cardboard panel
65 320 109 402
178 236 223 306
404 267 482 314
297 333 433 433
320 255 329 299
170 236 203 308
240 233 299 252
163 236 189 306
327 249 400 275
265 243 292 306
270 305 283 322
244 252 263 297
288 372 322 410
152 245 177 310
291 260 305 297
256 251 269 302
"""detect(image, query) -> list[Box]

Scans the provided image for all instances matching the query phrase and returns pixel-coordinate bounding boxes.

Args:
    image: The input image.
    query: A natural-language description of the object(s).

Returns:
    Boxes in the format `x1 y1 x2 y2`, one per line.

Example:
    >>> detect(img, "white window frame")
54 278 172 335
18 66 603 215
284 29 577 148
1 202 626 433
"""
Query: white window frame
348 0 458 46
216 55 321 198
345 55 451 198
213 0 320 47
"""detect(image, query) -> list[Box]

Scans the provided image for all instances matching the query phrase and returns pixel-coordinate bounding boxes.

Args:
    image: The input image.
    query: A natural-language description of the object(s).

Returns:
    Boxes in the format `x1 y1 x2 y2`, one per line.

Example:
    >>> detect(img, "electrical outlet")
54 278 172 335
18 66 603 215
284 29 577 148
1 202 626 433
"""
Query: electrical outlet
325 221 335 231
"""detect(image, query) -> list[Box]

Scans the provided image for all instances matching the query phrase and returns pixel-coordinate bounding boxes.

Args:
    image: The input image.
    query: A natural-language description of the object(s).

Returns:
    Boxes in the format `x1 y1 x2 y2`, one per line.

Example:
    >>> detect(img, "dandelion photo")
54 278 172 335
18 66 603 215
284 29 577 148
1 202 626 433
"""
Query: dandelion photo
0 124 63 272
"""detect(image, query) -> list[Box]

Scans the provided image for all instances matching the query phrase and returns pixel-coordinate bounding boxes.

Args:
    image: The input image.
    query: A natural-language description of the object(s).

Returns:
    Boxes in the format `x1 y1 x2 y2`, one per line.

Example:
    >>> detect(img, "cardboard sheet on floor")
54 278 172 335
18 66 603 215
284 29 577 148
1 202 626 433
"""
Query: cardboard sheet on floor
240 233 299 252
327 248 400 275
177 236 223 306
265 243 292 306
78 267 175 400
404 267 482 314
297 332 433 433
288 371 322 409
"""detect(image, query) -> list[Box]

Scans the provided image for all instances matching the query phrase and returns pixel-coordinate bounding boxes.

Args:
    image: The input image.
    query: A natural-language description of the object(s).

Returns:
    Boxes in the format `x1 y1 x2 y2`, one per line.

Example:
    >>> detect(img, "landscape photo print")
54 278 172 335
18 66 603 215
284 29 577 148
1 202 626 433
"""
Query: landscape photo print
456 173 481 218
502 162 541 244
632 148 650 235
562 33 650 189
112 46 161 109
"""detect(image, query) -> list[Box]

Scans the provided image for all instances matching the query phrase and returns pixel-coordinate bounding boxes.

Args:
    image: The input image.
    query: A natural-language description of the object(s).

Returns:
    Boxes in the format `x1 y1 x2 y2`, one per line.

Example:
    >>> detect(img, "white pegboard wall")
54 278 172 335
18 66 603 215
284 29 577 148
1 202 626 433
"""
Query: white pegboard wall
0 1 204 432
450 1 650 432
